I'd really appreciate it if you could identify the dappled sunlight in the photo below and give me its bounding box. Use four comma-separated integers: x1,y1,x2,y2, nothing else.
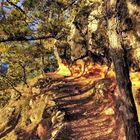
130,71,140,122
1,59,140,139
52,59,140,124
55,59,115,80
130,71,140,89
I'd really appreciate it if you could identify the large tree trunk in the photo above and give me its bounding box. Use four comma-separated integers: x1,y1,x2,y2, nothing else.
107,0,140,139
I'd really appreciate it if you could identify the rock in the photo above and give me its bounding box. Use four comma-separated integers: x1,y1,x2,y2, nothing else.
68,24,87,61
36,119,52,140
37,123,47,139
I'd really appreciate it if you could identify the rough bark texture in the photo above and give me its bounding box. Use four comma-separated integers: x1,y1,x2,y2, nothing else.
107,0,140,139
110,49,140,140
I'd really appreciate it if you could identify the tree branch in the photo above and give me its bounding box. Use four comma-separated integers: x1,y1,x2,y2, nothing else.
6,0,26,15
0,74,22,94
0,35,54,43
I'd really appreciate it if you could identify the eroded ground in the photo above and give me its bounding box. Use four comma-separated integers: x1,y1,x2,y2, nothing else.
0,62,140,140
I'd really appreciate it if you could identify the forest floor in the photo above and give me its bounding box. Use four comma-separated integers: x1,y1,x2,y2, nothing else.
0,63,140,140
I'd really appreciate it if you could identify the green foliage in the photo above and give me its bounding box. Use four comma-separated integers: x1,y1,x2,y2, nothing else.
0,0,85,40
0,42,50,89
0,0,86,90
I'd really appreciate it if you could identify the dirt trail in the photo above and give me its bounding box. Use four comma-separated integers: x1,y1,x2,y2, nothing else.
46,73,125,140
0,64,126,140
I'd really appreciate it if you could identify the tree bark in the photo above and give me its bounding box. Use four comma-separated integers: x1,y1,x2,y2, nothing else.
107,0,140,139
110,49,140,140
